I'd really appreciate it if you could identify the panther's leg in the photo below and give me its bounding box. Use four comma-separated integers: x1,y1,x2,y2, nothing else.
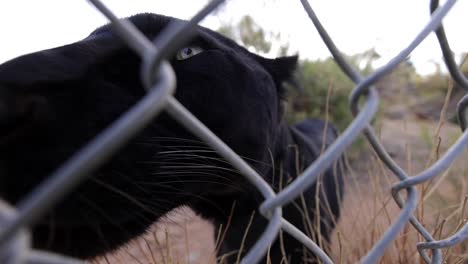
293,118,345,240
289,119,346,261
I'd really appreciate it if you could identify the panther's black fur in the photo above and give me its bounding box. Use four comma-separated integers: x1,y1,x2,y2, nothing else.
0,14,344,263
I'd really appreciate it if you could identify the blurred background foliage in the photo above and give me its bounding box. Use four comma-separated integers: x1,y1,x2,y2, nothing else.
217,15,468,131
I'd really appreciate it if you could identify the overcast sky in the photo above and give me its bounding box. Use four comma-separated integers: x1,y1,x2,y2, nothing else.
0,0,466,75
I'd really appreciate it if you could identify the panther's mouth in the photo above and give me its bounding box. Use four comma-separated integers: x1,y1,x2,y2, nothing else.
36,207,140,229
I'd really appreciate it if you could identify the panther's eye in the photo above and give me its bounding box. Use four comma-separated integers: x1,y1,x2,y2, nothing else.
175,46,204,60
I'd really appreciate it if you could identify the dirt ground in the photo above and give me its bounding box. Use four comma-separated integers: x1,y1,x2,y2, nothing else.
94,117,467,264
95,207,216,264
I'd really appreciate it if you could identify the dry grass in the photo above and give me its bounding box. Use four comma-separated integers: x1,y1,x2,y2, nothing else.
331,147,468,264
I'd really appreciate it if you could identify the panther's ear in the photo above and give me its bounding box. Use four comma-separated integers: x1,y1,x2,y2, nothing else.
0,33,125,86
255,55,298,96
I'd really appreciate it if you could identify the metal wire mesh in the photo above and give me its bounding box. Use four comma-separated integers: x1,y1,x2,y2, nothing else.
0,0,466,263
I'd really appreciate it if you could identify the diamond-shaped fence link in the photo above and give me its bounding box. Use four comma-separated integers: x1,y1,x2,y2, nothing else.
0,0,466,263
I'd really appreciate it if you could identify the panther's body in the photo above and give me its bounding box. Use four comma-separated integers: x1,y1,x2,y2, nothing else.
0,14,344,263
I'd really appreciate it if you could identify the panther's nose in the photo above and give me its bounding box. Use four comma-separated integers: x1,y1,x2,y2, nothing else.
0,93,47,145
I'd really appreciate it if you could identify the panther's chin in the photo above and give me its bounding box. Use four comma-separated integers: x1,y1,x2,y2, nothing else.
32,211,155,259
39,193,156,229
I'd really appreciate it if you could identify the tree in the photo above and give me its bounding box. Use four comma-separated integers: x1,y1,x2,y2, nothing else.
217,15,288,56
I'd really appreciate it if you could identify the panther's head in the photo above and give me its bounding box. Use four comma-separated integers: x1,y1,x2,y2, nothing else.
0,13,297,258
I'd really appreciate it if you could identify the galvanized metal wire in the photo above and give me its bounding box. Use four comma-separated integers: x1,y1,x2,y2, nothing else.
0,0,466,263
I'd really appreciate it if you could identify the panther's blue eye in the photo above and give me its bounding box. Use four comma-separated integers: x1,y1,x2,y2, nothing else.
175,46,204,60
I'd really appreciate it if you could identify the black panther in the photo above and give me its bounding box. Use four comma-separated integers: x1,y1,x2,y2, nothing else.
0,13,344,263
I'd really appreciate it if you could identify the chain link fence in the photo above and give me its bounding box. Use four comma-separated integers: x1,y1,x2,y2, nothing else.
0,0,467,263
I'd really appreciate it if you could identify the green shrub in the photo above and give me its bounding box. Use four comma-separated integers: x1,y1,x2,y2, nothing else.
285,58,355,131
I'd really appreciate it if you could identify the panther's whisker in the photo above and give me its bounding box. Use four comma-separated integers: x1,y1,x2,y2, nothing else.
105,170,153,195
85,216,116,257
140,179,244,193
164,148,211,152
141,139,274,166
153,153,230,166
139,180,243,190
158,164,239,173
89,178,166,214
78,194,149,232
142,136,207,144
112,180,230,215
156,149,273,167
136,143,212,150
154,160,231,168
76,206,123,257
150,170,236,181
150,171,245,191
139,142,275,169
